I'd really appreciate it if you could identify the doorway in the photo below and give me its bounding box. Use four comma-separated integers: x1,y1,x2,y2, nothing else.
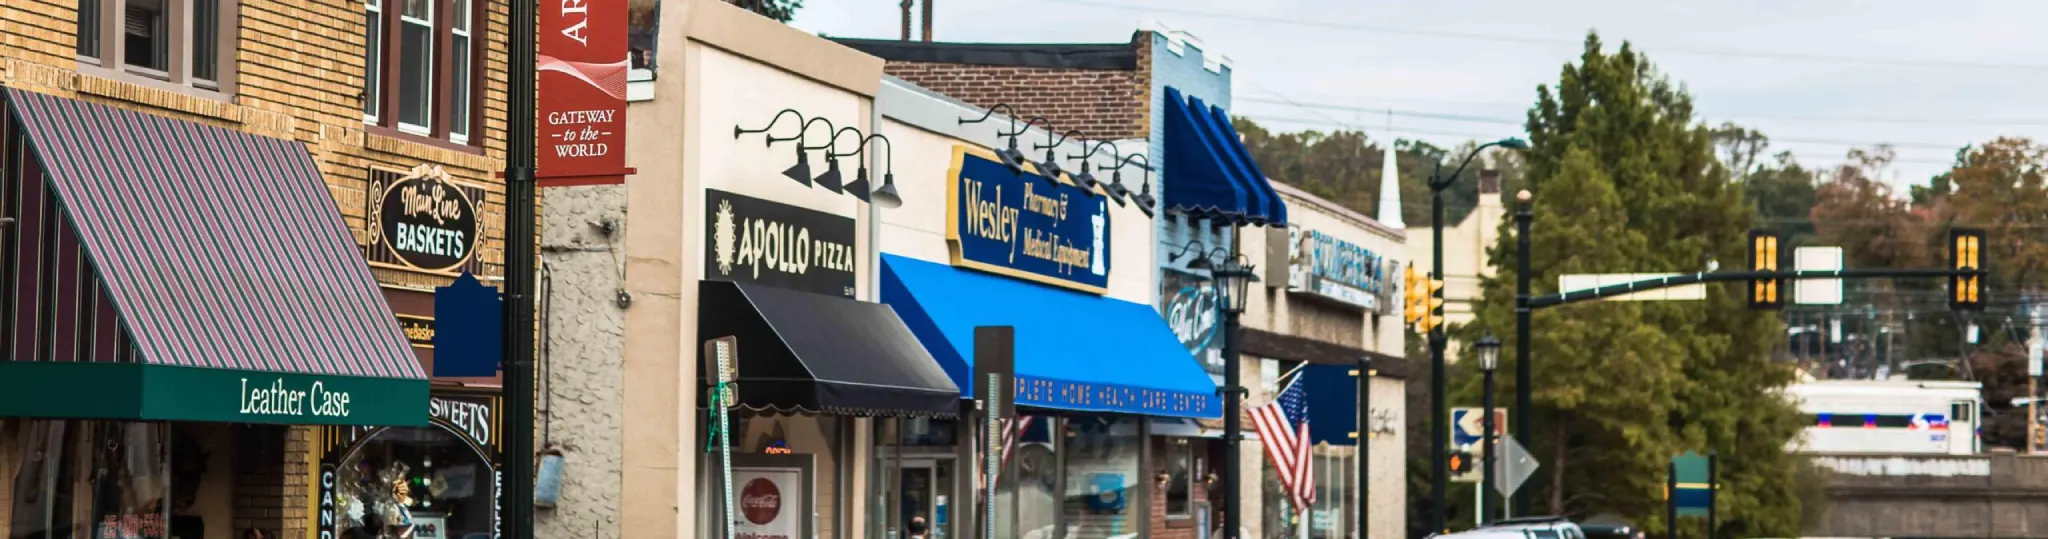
893,458,956,538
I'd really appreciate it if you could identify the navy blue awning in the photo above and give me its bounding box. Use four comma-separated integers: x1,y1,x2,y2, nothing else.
1161,86,1288,226
1300,363,1361,445
881,254,1221,419
1203,100,1287,225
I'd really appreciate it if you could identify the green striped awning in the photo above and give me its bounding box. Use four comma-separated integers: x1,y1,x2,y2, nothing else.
0,88,428,426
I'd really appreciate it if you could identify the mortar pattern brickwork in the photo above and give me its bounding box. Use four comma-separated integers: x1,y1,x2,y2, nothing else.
883,57,1149,141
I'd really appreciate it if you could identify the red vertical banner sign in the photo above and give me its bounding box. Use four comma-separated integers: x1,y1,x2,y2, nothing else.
536,0,634,187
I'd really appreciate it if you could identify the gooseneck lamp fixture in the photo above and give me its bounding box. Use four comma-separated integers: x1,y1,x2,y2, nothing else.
732,109,903,208
1114,154,1157,219
1032,127,1084,182
853,133,904,209
1068,140,1130,203
771,117,837,188
959,104,1031,173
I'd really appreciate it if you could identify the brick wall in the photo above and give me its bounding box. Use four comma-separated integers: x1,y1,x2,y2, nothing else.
881,39,1151,141
233,426,289,536
1,0,516,291
2,0,518,536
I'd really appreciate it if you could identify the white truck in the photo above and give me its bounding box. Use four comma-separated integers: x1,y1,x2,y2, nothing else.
1786,379,1982,455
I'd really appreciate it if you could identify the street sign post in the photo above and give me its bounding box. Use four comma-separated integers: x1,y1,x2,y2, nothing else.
1493,436,1536,497
1450,408,1506,483
1667,451,1717,539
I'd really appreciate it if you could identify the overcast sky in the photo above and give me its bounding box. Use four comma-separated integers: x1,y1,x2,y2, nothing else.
791,0,2048,190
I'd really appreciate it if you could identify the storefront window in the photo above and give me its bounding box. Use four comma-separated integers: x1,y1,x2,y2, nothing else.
1006,416,1057,539
1262,457,1296,539
1309,450,1353,539
4,420,170,539
1062,416,1139,539
1159,438,1193,518
331,426,495,539
708,413,846,539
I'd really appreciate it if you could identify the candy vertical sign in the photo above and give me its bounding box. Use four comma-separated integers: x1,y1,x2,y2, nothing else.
537,0,634,187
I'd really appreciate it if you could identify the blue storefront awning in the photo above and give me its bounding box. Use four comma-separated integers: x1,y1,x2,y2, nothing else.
1161,86,1288,226
881,254,1221,419
1204,101,1288,225
1298,363,1362,445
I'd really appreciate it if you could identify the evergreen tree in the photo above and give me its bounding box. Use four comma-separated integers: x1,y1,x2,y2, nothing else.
1461,33,1812,537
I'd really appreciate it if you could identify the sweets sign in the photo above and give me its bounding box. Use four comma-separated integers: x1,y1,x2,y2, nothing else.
537,0,633,186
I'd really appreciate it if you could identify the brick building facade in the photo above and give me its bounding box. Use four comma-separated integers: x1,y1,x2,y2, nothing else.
0,0,513,534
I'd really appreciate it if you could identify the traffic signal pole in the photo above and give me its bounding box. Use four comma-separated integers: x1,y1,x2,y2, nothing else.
1526,268,1981,308
1430,187,1449,534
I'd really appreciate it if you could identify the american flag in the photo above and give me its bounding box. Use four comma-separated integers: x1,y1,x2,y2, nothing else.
976,415,1036,493
1253,372,1314,511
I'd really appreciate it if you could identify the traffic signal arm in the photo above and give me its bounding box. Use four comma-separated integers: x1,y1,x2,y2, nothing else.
1528,268,1984,309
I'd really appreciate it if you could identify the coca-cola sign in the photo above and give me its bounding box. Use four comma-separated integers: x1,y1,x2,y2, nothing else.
740,478,781,525
728,465,805,539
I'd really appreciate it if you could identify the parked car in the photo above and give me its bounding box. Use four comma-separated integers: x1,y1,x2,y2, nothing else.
1578,523,1643,539
1474,516,1589,539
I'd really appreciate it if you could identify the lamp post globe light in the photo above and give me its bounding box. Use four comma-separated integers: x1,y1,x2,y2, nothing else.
1177,240,1258,538
1474,335,1502,525
1428,137,1527,532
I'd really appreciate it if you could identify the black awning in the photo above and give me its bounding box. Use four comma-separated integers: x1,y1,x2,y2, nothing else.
697,280,959,417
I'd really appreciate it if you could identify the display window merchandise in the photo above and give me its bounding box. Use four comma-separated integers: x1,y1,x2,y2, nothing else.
0,420,299,539
314,392,502,539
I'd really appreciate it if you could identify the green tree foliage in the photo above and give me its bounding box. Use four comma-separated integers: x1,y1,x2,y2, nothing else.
727,0,802,22
1462,33,1810,537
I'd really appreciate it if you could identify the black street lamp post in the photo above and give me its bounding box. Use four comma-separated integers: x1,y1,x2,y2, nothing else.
1512,189,1534,516
1178,240,1258,539
1428,138,1526,532
1475,335,1502,525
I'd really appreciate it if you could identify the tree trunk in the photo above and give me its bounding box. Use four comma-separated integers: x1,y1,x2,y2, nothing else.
1549,416,1567,515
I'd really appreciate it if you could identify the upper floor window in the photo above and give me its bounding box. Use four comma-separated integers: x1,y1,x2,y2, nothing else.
76,0,234,92
365,0,478,146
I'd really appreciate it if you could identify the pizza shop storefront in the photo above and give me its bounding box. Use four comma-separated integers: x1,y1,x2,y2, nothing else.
0,89,431,538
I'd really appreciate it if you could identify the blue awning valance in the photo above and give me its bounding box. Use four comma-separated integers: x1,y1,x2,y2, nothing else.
880,254,1221,419
1162,86,1288,226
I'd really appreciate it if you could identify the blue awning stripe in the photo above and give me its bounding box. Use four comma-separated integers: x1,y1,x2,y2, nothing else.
1161,86,1289,226
1186,94,1269,225
1206,104,1289,224
1161,86,1249,221
880,254,1222,419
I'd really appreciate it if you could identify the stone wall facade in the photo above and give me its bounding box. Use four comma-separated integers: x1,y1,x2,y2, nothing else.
536,184,629,538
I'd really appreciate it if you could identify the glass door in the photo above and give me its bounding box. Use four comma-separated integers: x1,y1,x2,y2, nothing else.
892,458,955,539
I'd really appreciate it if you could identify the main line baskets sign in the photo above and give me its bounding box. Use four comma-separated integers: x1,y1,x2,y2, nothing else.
367,165,487,276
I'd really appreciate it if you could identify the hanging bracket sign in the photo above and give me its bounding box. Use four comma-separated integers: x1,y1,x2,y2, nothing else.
370,165,482,273
536,0,634,186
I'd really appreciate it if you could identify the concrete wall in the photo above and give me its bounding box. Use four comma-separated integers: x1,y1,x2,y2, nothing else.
541,2,887,538
1811,452,2048,538
1237,181,1409,539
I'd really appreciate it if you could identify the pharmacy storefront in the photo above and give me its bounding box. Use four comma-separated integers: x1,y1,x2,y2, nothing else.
874,76,1223,538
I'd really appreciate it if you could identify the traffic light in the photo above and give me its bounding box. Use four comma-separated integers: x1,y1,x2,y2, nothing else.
1448,451,1475,474
1418,274,1445,335
2034,425,2045,450
1950,228,1985,311
1403,264,1425,326
1747,230,1782,310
